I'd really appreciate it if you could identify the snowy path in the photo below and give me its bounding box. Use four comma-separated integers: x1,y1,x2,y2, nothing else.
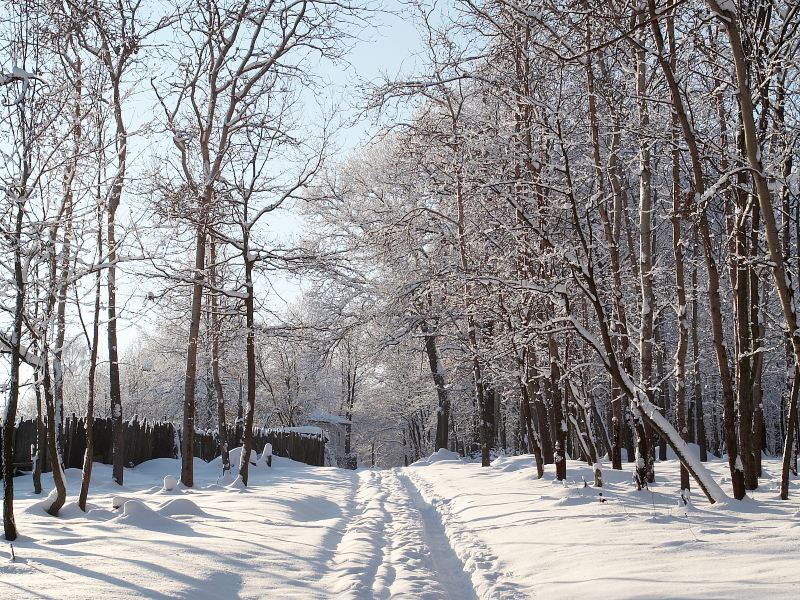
3,458,492,600
323,469,477,599
4,453,800,599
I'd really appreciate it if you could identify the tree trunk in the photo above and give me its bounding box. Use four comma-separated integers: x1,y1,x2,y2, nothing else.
42,360,67,517
108,73,126,487
452,140,489,467
750,211,765,478
654,317,668,463
53,186,74,464
421,321,450,451
589,46,629,473
2,190,26,541
209,240,230,474
648,0,742,498
32,372,43,495
182,219,207,487
239,255,257,486
780,368,799,499
79,203,103,511
341,346,357,469
548,336,566,481
691,230,708,462
635,10,656,489
530,376,553,464
777,65,793,465
667,13,690,491
519,365,544,478
733,135,757,491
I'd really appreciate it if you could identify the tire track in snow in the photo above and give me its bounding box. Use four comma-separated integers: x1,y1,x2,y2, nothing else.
403,470,530,600
378,469,474,599
323,469,479,599
323,470,389,599
393,471,478,600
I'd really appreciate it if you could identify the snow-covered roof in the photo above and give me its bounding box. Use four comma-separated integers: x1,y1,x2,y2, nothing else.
261,426,324,436
307,409,351,426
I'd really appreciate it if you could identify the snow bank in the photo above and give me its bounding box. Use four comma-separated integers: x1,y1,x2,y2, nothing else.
57,501,114,521
64,468,84,484
411,448,462,467
218,470,236,485
225,475,248,491
113,499,178,530
492,455,535,472
25,487,61,516
158,498,209,518
228,446,257,468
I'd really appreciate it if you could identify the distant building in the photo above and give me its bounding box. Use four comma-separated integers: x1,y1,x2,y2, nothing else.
306,409,352,468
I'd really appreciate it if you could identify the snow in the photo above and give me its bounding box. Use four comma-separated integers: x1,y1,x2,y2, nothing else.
410,448,462,466
158,498,210,518
263,425,324,436
228,446,257,468
3,453,799,598
255,444,272,467
307,409,351,425
113,499,178,530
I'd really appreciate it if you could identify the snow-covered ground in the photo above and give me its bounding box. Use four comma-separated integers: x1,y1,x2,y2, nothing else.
2,451,799,599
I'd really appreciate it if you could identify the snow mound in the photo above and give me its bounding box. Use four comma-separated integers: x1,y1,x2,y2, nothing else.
255,444,272,467
412,449,462,467
56,501,114,521
545,485,597,506
493,456,534,472
112,496,134,510
226,475,248,491
26,488,62,516
218,470,236,485
163,475,177,491
228,446,258,469
113,499,176,529
552,492,595,506
64,468,84,484
158,498,209,518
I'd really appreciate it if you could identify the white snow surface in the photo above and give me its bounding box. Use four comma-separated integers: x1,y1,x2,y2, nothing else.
3,453,799,599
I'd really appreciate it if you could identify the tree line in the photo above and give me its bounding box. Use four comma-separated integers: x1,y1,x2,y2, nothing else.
303,0,800,505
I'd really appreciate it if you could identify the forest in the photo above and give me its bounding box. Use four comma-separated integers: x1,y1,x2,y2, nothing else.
1,0,799,582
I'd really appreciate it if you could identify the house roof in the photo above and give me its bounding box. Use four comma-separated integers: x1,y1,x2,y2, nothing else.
307,409,351,426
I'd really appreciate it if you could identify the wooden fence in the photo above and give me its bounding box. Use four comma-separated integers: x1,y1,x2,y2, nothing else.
1,416,326,476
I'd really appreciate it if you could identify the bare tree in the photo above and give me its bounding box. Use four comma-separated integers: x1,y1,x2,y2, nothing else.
153,0,355,486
